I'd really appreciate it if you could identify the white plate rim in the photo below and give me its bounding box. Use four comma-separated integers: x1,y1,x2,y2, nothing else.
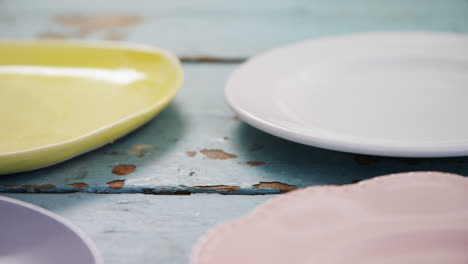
225,31,468,157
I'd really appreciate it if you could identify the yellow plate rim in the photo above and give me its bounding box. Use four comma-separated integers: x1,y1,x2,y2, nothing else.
0,39,184,158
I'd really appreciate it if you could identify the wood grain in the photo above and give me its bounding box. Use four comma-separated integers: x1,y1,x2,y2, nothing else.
2,193,273,264
0,64,467,194
1,0,467,57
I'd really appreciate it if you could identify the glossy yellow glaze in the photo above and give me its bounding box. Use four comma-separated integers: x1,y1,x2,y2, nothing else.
0,41,183,174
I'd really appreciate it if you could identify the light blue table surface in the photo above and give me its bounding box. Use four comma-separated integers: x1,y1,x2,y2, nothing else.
1,0,468,263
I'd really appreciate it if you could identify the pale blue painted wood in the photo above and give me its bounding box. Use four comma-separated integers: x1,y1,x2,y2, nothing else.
0,0,467,194
1,1,468,263
1,0,467,57
0,64,467,194
2,193,273,264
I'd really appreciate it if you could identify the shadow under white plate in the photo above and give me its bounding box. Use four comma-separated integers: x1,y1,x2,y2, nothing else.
226,32,468,157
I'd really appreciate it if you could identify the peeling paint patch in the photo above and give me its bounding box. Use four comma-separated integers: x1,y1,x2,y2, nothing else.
354,155,378,165
186,151,197,157
107,180,125,189
189,172,195,176
195,185,240,192
37,184,55,188
130,144,154,157
247,161,265,166
253,182,297,193
190,56,223,63
112,164,136,175
7,184,37,188
200,149,237,160
54,15,141,35
68,182,88,188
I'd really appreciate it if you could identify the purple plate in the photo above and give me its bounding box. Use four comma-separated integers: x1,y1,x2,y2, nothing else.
0,196,102,264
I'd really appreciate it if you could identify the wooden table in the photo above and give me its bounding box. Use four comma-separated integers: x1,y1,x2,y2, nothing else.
1,0,468,262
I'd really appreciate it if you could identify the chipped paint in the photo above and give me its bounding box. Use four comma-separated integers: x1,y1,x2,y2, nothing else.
354,155,378,165
186,151,197,157
68,182,88,188
195,185,240,192
200,149,237,160
107,180,125,189
112,164,136,175
130,144,154,157
54,15,141,35
247,161,265,166
253,182,297,193
351,179,361,184
0,185,303,195
189,172,195,176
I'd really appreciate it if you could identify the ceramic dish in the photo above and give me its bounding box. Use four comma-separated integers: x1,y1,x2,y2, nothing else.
0,196,103,264
226,32,468,157
192,171,468,264
0,40,183,174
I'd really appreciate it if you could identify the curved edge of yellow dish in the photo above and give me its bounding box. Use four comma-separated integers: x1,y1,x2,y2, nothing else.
0,40,184,175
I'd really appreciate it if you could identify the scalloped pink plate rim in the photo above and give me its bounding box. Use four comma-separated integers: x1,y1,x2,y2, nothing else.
191,171,468,264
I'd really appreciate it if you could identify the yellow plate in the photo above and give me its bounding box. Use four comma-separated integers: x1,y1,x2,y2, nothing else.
0,40,183,174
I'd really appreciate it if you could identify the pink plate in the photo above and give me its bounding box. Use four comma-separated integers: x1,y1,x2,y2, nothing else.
191,172,468,264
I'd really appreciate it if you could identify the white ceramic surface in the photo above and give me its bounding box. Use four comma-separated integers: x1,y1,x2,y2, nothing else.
192,172,468,264
226,32,468,157
0,196,102,264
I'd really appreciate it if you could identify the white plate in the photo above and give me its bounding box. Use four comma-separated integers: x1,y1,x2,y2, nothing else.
226,32,468,157
0,196,103,264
